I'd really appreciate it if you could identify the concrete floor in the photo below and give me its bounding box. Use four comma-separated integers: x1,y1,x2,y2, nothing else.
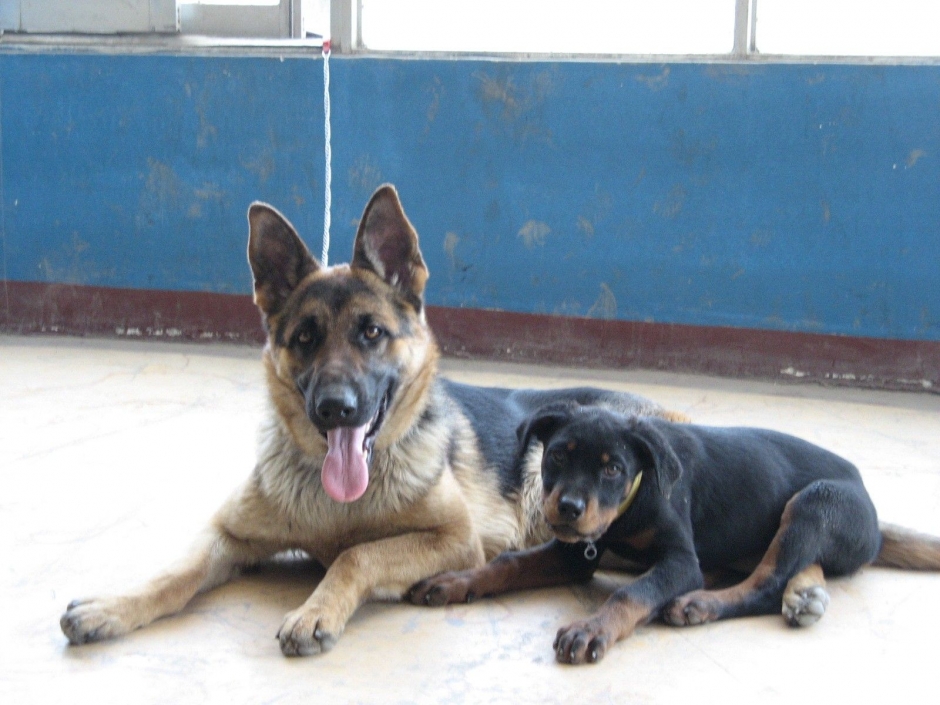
3,334,940,704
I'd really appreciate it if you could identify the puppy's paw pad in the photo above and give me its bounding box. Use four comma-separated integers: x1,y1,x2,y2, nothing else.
782,585,829,627
277,607,342,657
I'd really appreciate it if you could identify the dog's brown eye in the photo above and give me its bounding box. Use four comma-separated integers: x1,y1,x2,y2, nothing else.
549,449,566,465
364,325,384,341
603,464,623,478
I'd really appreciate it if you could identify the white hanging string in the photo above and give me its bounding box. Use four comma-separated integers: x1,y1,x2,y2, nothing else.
321,40,332,266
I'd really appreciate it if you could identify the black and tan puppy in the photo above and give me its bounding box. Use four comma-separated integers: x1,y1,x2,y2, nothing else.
409,404,940,665
59,186,686,656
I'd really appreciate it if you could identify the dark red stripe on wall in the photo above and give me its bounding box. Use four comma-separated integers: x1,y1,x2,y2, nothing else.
2,281,265,344
429,307,939,393
3,281,938,393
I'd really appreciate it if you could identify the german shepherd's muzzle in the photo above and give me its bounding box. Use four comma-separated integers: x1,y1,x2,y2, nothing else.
298,341,397,502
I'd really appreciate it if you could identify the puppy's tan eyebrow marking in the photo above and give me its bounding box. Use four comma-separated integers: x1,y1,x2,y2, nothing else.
567,440,577,451
601,452,610,464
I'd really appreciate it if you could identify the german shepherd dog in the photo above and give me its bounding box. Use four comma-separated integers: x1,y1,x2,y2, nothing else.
60,185,687,656
409,404,940,665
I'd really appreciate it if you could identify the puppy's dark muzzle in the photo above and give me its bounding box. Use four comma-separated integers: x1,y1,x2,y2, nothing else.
557,495,586,522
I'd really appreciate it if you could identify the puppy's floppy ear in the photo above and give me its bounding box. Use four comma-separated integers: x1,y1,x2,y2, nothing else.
352,184,429,311
628,417,683,500
247,203,318,316
516,403,573,455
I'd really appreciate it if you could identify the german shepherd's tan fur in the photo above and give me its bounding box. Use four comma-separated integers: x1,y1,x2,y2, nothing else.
60,185,683,656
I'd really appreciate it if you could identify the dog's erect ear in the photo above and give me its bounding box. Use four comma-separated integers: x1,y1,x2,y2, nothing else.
351,184,429,310
516,404,574,456
247,203,319,317
629,418,683,500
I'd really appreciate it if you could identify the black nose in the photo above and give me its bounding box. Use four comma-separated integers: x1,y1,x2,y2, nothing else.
315,385,358,425
557,496,585,522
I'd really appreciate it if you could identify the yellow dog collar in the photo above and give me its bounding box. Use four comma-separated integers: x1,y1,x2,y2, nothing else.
583,471,643,560
616,471,643,518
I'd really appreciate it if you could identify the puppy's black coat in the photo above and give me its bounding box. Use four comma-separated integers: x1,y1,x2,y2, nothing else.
409,404,940,665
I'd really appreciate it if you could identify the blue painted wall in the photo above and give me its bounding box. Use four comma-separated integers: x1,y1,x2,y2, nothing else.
2,53,938,341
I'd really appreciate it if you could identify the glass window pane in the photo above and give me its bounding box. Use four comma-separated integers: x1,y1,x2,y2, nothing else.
756,0,940,57
361,0,737,55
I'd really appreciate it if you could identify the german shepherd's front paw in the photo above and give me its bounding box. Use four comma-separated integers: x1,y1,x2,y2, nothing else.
277,605,343,657
553,619,612,665
407,570,480,607
60,597,137,645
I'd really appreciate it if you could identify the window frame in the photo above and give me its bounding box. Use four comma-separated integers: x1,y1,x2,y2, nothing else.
0,0,937,64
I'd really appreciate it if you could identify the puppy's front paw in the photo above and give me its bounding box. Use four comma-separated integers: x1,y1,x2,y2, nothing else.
277,605,343,657
553,619,612,665
407,571,480,607
60,597,136,645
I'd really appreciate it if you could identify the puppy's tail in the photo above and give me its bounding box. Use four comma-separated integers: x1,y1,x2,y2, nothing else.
873,523,940,570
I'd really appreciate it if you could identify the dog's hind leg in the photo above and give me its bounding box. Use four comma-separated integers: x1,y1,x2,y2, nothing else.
782,563,830,627
664,479,880,628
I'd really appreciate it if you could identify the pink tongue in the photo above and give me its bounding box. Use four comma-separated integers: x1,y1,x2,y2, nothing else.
322,426,370,502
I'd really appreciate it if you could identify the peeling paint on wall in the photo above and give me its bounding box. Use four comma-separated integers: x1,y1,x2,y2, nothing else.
654,184,686,219
424,75,443,135
473,69,556,144
635,66,670,91
587,283,617,320
240,151,276,185
576,216,594,238
348,155,383,194
443,232,460,268
517,220,551,249
143,159,181,207
37,233,115,285
906,149,926,168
